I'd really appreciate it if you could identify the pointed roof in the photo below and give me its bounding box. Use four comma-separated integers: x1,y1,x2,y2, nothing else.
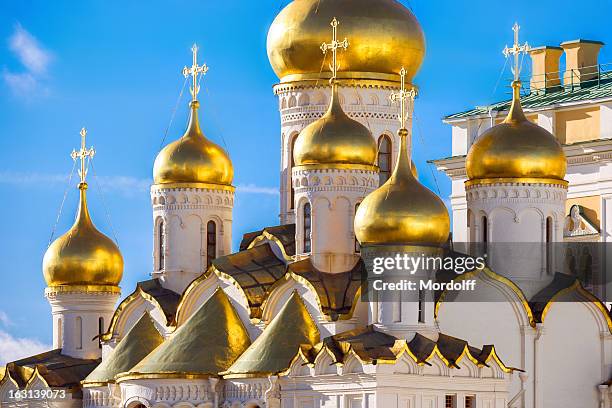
122,288,250,379
83,313,163,385
223,291,320,377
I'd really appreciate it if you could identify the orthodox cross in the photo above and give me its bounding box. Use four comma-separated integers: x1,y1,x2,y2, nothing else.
389,67,416,129
503,23,530,81
182,43,209,101
71,127,95,184
320,18,349,82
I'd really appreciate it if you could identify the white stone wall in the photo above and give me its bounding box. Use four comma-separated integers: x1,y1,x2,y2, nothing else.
465,182,567,298
292,167,377,273
45,289,119,360
275,83,412,225
150,185,234,294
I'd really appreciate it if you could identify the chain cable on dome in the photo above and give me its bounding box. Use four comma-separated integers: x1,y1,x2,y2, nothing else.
413,113,442,196
89,158,120,247
47,159,77,247
159,75,189,151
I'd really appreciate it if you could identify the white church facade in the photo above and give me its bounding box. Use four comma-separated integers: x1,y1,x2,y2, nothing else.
0,1,611,408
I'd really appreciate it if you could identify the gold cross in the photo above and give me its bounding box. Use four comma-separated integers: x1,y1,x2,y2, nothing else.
389,67,416,129
503,22,530,81
320,17,349,82
71,127,95,184
182,43,209,101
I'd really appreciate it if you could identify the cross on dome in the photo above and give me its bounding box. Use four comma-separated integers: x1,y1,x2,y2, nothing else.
70,127,95,185
182,43,209,101
320,17,349,83
503,22,530,82
389,67,416,130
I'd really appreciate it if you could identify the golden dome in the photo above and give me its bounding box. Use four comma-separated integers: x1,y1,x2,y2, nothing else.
293,84,377,168
355,129,450,246
43,183,123,288
267,0,425,84
466,81,567,185
153,100,233,186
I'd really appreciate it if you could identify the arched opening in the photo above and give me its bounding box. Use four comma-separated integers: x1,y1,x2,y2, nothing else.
207,220,217,268
481,215,488,255
75,316,82,350
98,317,104,349
546,216,553,274
417,289,425,323
157,220,165,271
303,202,312,253
354,202,361,253
289,134,298,210
377,135,392,185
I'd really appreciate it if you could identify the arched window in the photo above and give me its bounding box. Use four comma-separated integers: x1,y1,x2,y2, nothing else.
303,202,312,253
354,202,361,253
418,289,425,323
207,221,217,268
377,135,392,184
481,216,488,255
75,317,82,350
158,220,165,271
289,135,298,210
546,216,553,274
57,317,63,348
98,317,104,349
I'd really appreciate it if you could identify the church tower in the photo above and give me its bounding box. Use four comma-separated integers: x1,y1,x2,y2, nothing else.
152,45,234,294
355,69,451,338
290,18,378,273
43,128,123,359
464,25,567,297
267,0,426,226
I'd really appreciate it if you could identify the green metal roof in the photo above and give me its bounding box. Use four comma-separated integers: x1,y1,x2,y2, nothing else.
445,71,612,120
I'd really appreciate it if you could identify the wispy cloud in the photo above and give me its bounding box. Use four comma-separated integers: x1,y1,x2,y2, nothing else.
236,183,279,196
0,311,12,327
3,24,52,98
0,330,49,366
9,24,51,75
0,172,280,197
0,171,150,197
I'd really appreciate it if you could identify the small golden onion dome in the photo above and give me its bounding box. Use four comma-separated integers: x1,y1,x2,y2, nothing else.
293,84,377,168
466,81,566,184
267,0,425,83
153,100,233,186
355,129,450,246
43,183,123,288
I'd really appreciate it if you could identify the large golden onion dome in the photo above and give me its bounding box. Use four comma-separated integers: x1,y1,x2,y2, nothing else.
466,81,566,185
293,84,377,168
153,100,233,186
43,183,123,288
267,0,425,83
355,129,450,245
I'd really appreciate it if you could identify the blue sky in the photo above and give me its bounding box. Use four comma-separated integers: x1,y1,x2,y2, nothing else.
0,0,610,362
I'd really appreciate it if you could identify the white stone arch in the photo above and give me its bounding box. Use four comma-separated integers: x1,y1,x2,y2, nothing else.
367,93,379,106
455,357,478,378
392,352,419,374
288,353,312,377
516,206,545,225
314,349,338,375
421,354,449,377
288,95,297,108
343,353,364,374
173,402,196,408
174,272,257,339
297,93,310,106
260,277,322,331
280,97,287,110
103,291,170,346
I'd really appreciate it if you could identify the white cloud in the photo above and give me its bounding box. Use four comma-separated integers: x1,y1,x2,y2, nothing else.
236,183,279,196
8,24,51,75
0,330,49,366
2,71,37,95
0,171,150,198
0,172,280,197
0,311,12,327
4,24,52,98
